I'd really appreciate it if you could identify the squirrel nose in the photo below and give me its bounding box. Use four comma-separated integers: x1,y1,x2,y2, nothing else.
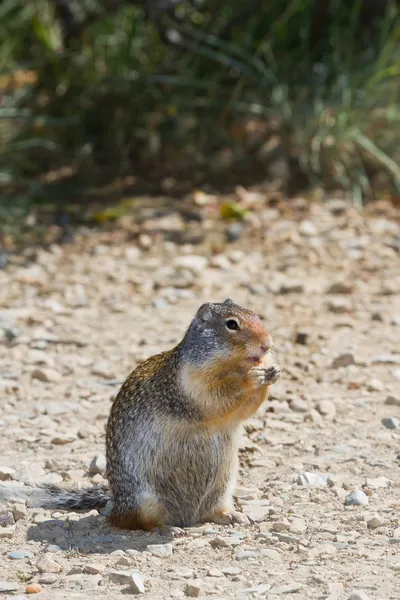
260,336,272,353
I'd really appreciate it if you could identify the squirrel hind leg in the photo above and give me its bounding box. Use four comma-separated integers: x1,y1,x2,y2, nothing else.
109,497,166,531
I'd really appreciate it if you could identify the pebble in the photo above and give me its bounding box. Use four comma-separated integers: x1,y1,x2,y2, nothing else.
31,368,60,382
25,584,43,594
327,297,352,313
270,582,304,595
89,453,107,475
331,353,355,368
365,476,392,489
296,472,328,487
13,503,27,521
382,417,399,429
0,466,15,480
38,574,58,584
289,399,309,413
9,550,34,559
385,395,400,406
84,563,106,575
36,556,62,573
367,515,385,529
130,571,146,594
345,490,369,506
207,567,224,577
238,583,271,595
146,543,173,558
347,591,371,600
367,378,384,392
0,508,15,527
109,570,132,585
209,536,242,548
235,550,258,561
0,582,19,592
0,526,16,538
316,399,336,418
289,518,307,535
185,580,203,597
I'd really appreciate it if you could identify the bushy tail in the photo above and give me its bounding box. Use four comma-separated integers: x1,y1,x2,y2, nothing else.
0,482,110,511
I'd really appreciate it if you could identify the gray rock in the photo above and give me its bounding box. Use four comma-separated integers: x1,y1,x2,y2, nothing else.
185,580,203,597
331,353,355,368
382,417,399,429
0,508,15,527
89,453,107,475
385,395,400,406
270,583,304,594
289,399,309,413
296,472,328,487
130,571,146,594
235,550,258,561
108,570,132,585
209,536,242,548
146,543,173,558
365,476,392,489
8,550,34,560
238,583,271,595
0,582,19,592
344,490,369,506
367,378,384,392
347,591,371,600
36,556,62,573
0,466,15,481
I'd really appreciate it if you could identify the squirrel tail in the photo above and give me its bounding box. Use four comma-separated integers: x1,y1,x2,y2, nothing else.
0,482,110,511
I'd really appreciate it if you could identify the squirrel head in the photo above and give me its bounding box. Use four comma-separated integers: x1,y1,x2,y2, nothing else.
183,299,272,368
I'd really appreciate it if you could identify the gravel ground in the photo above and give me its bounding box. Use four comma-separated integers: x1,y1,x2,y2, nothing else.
0,195,399,600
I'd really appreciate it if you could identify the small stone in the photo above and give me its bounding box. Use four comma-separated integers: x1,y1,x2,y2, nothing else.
242,500,270,523
31,368,60,382
146,543,173,558
331,353,355,368
221,566,241,576
289,518,307,535
169,568,195,579
345,490,369,506
173,255,208,274
270,582,304,595
9,550,34,559
289,398,309,413
36,556,62,573
91,362,116,379
209,536,242,548
13,503,27,521
109,570,132,585
235,550,258,561
299,220,318,236
0,466,15,481
51,434,75,445
385,395,400,406
327,282,354,294
185,580,203,597
207,567,224,577
390,564,400,572
367,378,384,392
382,417,399,429
38,574,57,584
367,515,385,529
39,472,63,485
89,454,107,475
327,297,352,313
365,476,392,489
347,591,371,600
25,584,43,594
0,525,16,538
272,519,289,532
316,399,336,418
296,472,328,487
84,564,106,575
279,280,304,294
0,582,19,593
130,571,145,594
295,332,309,345
238,583,271,595
0,508,15,527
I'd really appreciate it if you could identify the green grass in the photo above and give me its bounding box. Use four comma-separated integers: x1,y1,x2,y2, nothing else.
0,0,399,211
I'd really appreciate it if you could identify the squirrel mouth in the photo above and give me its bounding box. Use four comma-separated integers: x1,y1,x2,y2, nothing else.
247,356,263,365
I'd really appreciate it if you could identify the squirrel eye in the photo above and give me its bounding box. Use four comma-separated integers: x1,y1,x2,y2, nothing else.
225,318,240,331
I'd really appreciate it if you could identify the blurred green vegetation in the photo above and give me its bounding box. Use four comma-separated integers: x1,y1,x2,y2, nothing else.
0,0,400,213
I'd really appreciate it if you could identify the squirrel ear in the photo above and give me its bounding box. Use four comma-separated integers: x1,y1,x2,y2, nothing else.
223,298,234,305
197,303,213,322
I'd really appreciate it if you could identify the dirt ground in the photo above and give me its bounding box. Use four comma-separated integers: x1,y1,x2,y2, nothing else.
0,194,399,600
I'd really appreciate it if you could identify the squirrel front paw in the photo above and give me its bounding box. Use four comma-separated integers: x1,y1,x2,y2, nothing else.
249,364,281,387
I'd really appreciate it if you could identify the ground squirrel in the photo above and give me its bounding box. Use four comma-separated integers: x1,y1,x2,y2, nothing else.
0,299,281,531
